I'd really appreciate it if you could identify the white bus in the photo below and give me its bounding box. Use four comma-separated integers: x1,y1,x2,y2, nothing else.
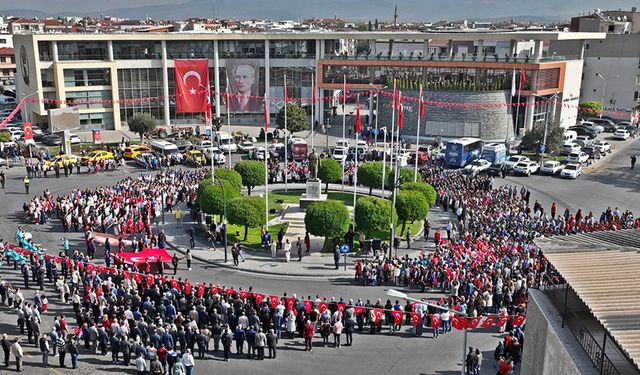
151,140,182,162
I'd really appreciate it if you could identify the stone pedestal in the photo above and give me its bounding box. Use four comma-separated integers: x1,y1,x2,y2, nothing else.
299,179,327,210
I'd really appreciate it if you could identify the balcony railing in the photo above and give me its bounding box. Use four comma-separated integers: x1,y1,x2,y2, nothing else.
324,52,580,63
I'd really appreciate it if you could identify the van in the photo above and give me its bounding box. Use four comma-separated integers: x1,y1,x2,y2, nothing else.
563,130,577,143
150,140,182,162
480,143,508,164
214,132,237,153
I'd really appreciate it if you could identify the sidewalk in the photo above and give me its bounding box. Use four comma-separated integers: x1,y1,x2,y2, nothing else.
159,196,454,278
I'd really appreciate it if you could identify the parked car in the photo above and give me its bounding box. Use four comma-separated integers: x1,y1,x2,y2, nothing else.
587,118,617,132
613,129,630,140
486,162,504,177
134,152,158,168
171,139,193,153
204,146,226,166
44,154,79,170
560,163,582,179
238,140,256,153
573,136,593,148
503,155,530,170
42,134,63,146
69,133,81,144
577,121,604,133
123,145,152,159
566,151,589,164
253,146,269,160
561,143,581,156
581,146,600,160
81,150,114,165
540,160,564,175
513,161,540,176
409,151,428,165
184,150,205,166
332,147,348,163
463,159,492,175
616,122,636,134
591,140,611,153
568,126,598,139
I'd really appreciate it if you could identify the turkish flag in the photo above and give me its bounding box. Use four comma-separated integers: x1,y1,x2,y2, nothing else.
146,274,154,286
86,264,95,273
239,291,250,300
451,316,468,330
121,270,131,280
466,317,482,329
225,288,236,296
197,284,205,298
419,86,425,119
98,266,107,274
210,286,222,295
174,59,209,113
512,315,526,327
337,303,346,314
392,311,403,325
318,302,329,314
170,279,179,290
480,316,496,329
269,295,279,309
429,314,440,328
23,122,33,141
285,298,295,311
371,308,383,324
184,281,192,295
303,300,313,314
354,306,366,316
393,80,399,110
496,317,509,327
133,273,143,283
263,97,269,130
254,293,265,305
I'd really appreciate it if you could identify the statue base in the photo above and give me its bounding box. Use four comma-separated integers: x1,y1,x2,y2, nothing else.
300,179,327,210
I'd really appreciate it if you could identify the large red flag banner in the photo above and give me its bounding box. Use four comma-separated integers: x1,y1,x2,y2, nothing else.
174,59,209,113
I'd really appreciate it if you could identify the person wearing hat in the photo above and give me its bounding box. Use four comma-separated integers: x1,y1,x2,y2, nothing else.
10,337,23,372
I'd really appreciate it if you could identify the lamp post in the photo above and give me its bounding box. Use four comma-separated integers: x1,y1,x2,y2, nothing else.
595,73,619,118
389,176,402,259
211,175,229,263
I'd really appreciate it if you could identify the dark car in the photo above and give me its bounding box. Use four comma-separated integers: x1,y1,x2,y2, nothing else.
487,162,504,176
581,146,600,159
42,134,63,146
568,126,598,139
587,118,617,132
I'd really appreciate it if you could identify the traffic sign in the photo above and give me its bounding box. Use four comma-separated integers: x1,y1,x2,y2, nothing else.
340,244,350,253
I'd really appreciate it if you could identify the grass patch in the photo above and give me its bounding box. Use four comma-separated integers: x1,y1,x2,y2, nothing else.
227,222,289,249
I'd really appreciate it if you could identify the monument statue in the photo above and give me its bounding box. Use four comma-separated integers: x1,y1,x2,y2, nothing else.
308,148,319,180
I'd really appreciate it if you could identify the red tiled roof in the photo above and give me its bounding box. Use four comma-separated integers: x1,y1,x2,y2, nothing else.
43,19,64,27
8,18,40,24
0,47,15,56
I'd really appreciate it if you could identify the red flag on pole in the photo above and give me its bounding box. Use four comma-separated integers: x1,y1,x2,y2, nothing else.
520,66,527,86
355,97,361,133
263,96,269,130
393,80,399,110
224,76,230,109
343,77,348,100
174,59,209,113
398,96,404,130
419,85,425,119
312,79,316,104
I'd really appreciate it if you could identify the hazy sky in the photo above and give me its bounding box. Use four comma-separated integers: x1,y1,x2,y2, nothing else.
3,0,639,19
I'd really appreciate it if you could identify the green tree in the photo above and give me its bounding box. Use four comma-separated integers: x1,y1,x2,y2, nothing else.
234,160,266,195
196,179,240,216
355,196,396,238
276,103,308,133
0,132,11,143
304,201,350,246
401,182,437,205
521,122,565,154
127,112,156,142
227,196,265,241
357,162,387,195
395,190,429,236
210,168,243,191
578,101,602,119
318,158,343,193
386,167,415,189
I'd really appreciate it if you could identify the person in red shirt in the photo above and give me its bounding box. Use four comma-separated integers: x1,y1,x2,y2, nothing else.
303,321,314,352
434,230,441,246
157,344,168,373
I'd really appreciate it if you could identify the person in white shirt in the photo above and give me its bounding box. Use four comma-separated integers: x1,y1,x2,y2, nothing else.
440,311,451,333
181,349,195,374
135,352,147,375
283,239,291,262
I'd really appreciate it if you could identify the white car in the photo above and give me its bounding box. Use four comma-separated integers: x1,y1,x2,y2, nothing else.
332,147,348,163
513,161,540,176
69,133,81,144
503,155,530,170
335,140,350,149
591,140,611,153
238,140,256,153
7,129,23,141
613,129,630,140
195,140,213,152
253,146,269,160
540,160,564,175
561,143,581,156
566,152,589,164
463,159,492,174
560,163,582,179
204,146,226,165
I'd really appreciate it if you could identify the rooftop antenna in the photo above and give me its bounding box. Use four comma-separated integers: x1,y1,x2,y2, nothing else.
212,0,215,20
393,4,398,27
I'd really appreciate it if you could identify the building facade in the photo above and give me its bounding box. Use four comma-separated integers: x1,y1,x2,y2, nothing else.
14,31,602,139
551,8,640,119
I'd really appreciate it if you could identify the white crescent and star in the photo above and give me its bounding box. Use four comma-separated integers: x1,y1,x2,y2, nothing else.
183,70,202,96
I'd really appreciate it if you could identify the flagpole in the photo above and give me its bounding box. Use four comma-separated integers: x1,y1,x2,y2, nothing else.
226,75,232,169
284,74,288,192
353,94,359,229
515,68,523,135
210,86,215,181
391,91,402,259
389,79,396,194
311,73,315,151
414,84,422,182
341,74,347,192
264,93,269,232
381,125,386,193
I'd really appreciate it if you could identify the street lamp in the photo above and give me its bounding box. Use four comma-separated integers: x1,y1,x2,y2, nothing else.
211,175,229,263
389,176,402,259
595,73,619,118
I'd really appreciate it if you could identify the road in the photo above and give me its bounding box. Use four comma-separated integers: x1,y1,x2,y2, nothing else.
0,136,638,374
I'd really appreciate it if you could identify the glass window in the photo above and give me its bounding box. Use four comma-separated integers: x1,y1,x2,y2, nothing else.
63,68,110,87
38,41,53,61
166,41,214,59
58,41,107,60
118,68,166,122
79,112,114,129
112,41,162,59
220,41,265,58
269,40,315,59
40,69,54,87
87,69,110,86
66,90,113,109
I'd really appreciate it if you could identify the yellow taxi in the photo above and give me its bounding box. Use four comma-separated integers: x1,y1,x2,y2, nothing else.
184,150,204,165
123,145,152,159
44,154,79,170
81,150,114,165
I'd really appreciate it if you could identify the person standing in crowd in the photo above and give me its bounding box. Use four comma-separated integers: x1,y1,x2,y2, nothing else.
221,325,232,362
185,249,192,270
175,207,183,229
270,240,277,261
303,320,314,352
10,338,23,372
1,333,9,368
136,352,147,375
39,334,50,367
181,349,194,375
283,238,291,262
296,237,303,261
255,328,266,360
267,329,278,359
57,334,67,368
